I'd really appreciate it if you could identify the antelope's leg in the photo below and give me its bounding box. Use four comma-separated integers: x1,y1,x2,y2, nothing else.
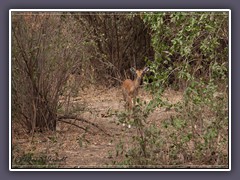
132,89,139,107
122,89,128,109
123,96,131,110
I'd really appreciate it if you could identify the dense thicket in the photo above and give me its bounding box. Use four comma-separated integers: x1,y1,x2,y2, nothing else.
143,12,228,90
115,12,229,167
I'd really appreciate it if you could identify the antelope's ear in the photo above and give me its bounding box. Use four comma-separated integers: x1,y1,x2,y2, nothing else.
130,67,136,74
143,67,149,73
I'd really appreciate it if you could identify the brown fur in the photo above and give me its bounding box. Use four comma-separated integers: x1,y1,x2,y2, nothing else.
122,68,148,110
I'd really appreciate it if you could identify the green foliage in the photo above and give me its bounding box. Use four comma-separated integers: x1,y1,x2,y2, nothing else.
113,12,228,168
143,12,228,90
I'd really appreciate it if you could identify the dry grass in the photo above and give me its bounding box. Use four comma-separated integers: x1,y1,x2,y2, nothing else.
12,86,185,168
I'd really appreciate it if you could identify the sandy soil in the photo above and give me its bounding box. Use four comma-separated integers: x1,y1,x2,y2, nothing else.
12,86,183,168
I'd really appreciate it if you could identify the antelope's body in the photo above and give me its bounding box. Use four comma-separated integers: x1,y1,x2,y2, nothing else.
122,67,149,110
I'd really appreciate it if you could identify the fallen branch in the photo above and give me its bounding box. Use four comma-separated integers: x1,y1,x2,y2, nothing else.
57,119,90,133
58,115,111,137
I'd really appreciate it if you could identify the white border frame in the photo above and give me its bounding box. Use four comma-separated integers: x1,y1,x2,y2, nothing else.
9,9,231,172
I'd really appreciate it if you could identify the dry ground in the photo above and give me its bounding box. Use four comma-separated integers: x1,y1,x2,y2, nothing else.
12,86,183,168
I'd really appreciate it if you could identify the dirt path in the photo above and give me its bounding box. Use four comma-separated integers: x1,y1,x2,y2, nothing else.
12,87,183,168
